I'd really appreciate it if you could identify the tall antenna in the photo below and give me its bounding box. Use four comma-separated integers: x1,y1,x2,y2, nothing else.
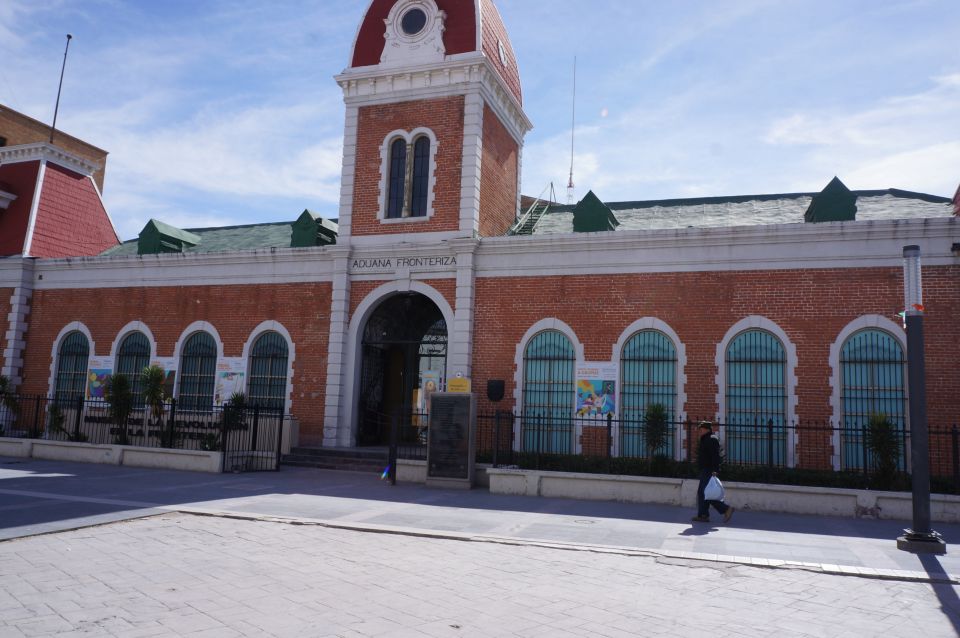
567,56,577,205
49,34,73,144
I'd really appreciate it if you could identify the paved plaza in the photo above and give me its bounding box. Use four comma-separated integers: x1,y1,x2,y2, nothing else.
1,458,959,636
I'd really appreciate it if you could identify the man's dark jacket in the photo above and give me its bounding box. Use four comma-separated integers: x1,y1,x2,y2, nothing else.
697,432,723,473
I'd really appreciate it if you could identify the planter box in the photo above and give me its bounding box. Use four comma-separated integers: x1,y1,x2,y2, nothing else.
0,438,32,457
486,467,960,523
31,440,120,465
0,436,223,473
122,447,222,473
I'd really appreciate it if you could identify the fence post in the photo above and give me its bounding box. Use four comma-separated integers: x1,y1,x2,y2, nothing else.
952,425,959,493
220,405,229,473
167,399,177,449
250,405,260,453
388,412,398,486
767,419,774,468
607,412,613,474
73,396,83,441
861,424,870,489
274,411,284,471
493,410,501,468
32,396,42,438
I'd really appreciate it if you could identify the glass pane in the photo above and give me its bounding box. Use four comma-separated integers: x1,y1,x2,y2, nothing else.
55,331,90,405
248,331,289,411
411,137,430,217
178,332,217,411
387,139,407,219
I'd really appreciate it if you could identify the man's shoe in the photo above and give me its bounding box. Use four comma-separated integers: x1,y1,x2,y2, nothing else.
691,515,710,522
723,507,735,523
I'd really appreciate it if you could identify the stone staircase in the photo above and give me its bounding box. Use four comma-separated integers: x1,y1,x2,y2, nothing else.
281,446,389,473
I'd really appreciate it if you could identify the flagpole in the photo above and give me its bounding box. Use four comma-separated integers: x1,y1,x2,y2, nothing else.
49,34,73,144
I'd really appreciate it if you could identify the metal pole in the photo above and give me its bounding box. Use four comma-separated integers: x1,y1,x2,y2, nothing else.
50,35,73,143
388,412,398,486
492,410,501,468
897,245,944,553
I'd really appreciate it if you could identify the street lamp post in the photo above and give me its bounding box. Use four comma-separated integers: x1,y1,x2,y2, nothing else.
897,245,945,553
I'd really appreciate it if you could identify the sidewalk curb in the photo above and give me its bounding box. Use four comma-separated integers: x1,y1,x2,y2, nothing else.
176,507,959,586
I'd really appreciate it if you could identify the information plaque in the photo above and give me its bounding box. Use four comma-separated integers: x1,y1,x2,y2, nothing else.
426,392,476,489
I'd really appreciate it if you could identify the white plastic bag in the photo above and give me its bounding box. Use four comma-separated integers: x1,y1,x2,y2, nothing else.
704,476,725,502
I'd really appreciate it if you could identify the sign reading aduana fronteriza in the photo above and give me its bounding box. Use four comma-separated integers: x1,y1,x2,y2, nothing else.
351,255,457,271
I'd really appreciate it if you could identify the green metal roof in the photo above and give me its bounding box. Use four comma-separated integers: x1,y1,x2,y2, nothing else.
102,220,302,257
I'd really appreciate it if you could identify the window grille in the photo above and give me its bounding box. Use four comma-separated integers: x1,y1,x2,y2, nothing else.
116,331,150,407
620,330,677,457
247,331,289,411
522,330,575,453
54,331,90,405
387,138,407,219
410,136,430,217
178,332,217,411
840,329,907,470
725,329,787,465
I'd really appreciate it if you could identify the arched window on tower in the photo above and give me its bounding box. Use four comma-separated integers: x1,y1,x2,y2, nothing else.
386,138,407,219
410,136,430,217
178,332,217,411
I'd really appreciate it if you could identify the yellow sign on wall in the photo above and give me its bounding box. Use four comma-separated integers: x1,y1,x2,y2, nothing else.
447,377,471,393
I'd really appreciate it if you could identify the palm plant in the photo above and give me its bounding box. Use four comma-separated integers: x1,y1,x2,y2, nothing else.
105,373,134,445
140,365,167,426
0,375,18,435
865,413,902,490
644,402,670,466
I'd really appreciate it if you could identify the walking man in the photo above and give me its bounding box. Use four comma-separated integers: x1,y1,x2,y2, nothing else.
692,421,734,523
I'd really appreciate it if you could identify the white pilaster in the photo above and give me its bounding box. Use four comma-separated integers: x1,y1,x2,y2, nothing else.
337,106,360,240
459,91,485,236
323,246,353,448
448,238,479,379
2,259,34,388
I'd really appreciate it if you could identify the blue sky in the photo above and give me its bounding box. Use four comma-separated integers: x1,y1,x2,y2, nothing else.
2,0,958,240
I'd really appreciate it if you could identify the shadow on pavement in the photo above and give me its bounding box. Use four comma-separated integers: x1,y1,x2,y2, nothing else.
919,555,960,629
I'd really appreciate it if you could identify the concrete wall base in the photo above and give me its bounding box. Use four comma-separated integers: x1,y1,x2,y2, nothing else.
0,437,222,473
486,468,960,523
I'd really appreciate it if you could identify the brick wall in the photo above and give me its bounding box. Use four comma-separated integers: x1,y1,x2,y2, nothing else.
0,106,108,192
349,279,457,320
478,104,519,237
20,283,333,445
351,96,465,236
472,266,960,470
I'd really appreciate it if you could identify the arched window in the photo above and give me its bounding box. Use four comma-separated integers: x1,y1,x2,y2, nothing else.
840,329,906,470
522,330,575,453
116,331,150,407
410,136,430,217
725,329,786,465
178,332,217,411
386,138,407,219
247,331,289,412
54,331,90,405
621,330,677,458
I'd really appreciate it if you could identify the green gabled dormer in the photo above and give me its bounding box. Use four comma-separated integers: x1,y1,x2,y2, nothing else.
137,219,202,255
804,176,857,223
572,190,620,232
290,209,338,247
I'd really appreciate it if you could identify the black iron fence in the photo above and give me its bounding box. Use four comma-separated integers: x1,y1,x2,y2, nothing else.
0,394,285,473
386,408,960,492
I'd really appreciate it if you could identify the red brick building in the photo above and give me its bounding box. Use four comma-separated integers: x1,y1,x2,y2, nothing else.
1,0,958,474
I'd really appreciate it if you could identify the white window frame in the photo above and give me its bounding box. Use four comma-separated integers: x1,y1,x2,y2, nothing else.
377,127,438,224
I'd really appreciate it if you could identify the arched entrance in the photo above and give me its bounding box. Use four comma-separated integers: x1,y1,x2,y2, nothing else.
357,293,447,446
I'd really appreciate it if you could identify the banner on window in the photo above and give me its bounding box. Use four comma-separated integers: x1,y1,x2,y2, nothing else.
575,362,617,417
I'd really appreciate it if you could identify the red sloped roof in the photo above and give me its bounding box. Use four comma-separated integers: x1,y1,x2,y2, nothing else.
0,161,40,256
28,163,119,258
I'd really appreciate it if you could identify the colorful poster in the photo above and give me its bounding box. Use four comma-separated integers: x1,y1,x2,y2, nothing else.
87,369,111,399
575,363,617,417
420,370,441,414
215,358,246,404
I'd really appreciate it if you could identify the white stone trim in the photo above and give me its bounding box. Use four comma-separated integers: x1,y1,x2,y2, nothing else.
460,91,484,236
2,260,34,387
170,322,224,402
47,322,94,399
448,238,478,379
21,159,46,257
339,280,455,447
241,320,296,416
323,247,352,447
336,105,359,239
380,0,446,68
88,175,122,245
377,127,439,223
715,316,799,467
828,315,908,471
611,318,688,460
107,321,158,361
474,0,483,51
475,217,958,278
512,318,584,453
0,142,100,177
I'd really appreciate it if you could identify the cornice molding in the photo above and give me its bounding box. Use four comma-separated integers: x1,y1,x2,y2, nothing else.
0,142,100,177
336,55,532,143
0,188,16,210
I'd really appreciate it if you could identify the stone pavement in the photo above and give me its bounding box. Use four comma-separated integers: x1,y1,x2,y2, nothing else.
1,457,959,635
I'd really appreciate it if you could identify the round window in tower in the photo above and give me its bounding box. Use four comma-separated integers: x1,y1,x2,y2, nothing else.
401,8,427,36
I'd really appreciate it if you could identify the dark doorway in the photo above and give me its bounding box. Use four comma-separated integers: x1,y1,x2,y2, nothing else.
358,293,447,446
